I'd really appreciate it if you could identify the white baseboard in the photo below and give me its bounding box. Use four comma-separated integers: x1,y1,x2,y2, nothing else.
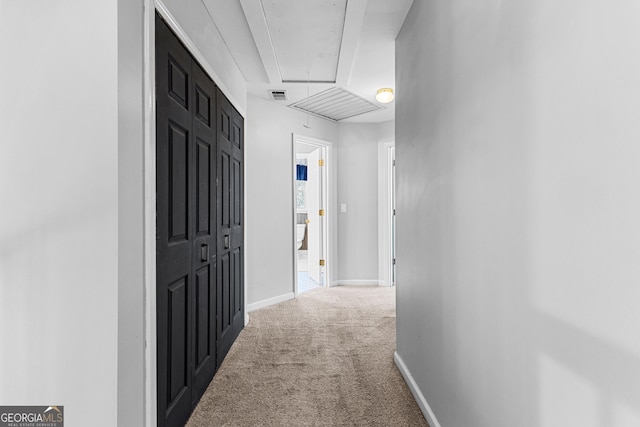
247,292,295,312
333,280,381,286
394,352,442,427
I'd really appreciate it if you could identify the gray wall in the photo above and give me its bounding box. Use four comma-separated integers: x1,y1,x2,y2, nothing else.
0,2,120,425
396,0,640,426
245,100,397,300
336,121,394,284
118,0,144,425
246,95,338,304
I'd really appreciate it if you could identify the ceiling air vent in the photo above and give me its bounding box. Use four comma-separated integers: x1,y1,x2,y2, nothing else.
268,90,288,101
288,87,384,121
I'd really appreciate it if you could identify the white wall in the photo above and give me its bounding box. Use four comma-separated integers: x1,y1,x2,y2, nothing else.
395,1,640,426
0,2,119,426
245,96,337,304
336,121,394,284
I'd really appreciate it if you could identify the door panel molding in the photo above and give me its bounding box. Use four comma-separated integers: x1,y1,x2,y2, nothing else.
155,13,243,427
154,0,247,117
145,4,247,425
216,89,245,364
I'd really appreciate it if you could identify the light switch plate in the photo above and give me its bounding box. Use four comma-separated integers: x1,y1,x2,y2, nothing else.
340,203,347,213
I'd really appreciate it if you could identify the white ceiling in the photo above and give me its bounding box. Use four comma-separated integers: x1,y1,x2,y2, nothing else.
202,0,414,123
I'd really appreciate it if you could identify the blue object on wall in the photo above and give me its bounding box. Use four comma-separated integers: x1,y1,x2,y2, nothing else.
296,164,308,181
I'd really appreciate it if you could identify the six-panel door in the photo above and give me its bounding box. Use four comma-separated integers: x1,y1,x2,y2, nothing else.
156,13,244,427
216,92,245,360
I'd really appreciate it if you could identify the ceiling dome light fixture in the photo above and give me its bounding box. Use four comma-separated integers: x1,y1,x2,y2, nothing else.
376,88,394,103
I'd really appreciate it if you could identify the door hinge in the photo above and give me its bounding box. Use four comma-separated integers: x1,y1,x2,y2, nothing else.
318,159,325,167
393,258,396,265
319,209,325,216
319,259,326,266
393,209,396,216
393,159,396,167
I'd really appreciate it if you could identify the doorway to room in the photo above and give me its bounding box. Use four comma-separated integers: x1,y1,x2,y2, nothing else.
293,135,331,295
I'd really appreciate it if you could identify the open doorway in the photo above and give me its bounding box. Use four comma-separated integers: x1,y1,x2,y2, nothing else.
293,135,331,295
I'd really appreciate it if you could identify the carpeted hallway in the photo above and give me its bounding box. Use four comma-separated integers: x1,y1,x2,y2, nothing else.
187,286,428,426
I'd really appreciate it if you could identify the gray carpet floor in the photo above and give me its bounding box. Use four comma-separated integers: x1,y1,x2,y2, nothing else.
187,286,429,427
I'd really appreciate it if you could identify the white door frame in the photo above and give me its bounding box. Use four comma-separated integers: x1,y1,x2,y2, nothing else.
292,134,334,295
143,2,157,425
378,141,395,287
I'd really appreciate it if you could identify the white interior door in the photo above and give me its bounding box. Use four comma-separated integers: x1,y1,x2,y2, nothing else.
391,147,396,286
306,148,321,284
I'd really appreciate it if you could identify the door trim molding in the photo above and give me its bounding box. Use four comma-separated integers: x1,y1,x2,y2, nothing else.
292,134,335,296
143,1,157,425
378,141,395,287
